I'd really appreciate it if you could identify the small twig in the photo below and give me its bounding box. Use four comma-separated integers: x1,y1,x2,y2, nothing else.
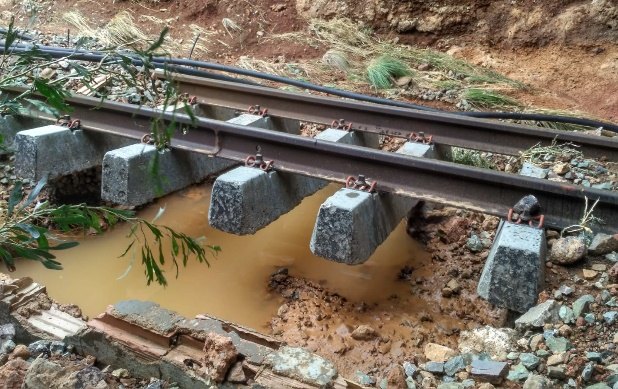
188,33,200,60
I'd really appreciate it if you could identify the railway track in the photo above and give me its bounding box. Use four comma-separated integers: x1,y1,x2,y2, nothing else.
10,78,618,233
170,73,618,160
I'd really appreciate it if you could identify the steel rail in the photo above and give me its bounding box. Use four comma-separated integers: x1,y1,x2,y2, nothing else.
170,72,618,160
17,92,618,233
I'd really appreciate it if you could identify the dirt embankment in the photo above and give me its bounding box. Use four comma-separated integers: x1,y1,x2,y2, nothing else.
296,0,618,48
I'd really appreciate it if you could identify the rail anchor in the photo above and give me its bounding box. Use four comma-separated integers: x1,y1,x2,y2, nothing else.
331,118,353,131
248,105,268,117
408,131,433,145
508,194,545,228
56,115,81,130
245,148,274,171
345,174,377,193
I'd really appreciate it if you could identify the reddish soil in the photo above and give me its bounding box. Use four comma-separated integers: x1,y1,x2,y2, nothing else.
2,0,616,121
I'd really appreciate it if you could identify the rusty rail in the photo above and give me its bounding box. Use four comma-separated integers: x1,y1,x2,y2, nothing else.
170,72,618,160
17,92,618,233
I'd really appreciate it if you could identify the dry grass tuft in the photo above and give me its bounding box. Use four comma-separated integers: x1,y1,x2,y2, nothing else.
222,18,241,37
519,138,582,166
462,88,521,109
271,17,524,102
63,11,215,56
322,49,350,73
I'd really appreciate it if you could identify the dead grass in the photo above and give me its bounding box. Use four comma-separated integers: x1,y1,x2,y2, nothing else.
519,108,598,132
272,18,524,107
63,11,214,55
462,88,521,109
519,138,583,166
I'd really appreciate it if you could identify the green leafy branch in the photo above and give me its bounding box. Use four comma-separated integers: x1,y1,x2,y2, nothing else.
1,18,214,285
1,176,219,286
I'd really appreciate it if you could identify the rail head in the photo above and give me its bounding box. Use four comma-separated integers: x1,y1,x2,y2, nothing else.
169,72,618,160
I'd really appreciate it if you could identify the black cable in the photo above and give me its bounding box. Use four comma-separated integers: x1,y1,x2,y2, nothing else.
0,28,34,41
3,43,618,132
463,112,612,130
3,43,439,112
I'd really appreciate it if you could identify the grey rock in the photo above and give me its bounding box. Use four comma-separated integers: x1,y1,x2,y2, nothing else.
0,324,15,339
524,374,550,389
467,234,484,252
457,326,516,361
438,384,464,389
545,336,572,353
406,376,416,389
507,352,520,360
535,349,550,358
601,290,613,303
444,356,466,376
470,360,508,384
586,384,611,389
112,368,129,378
507,363,530,381
550,236,587,264
425,361,445,374
607,297,618,307
587,352,603,362
520,353,541,370
145,379,164,389
50,341,66,355
593,182,613,190
585,313,596,324
478,221,546,313
547,366,566,379
559,306,576,324
559,285,574,296
606,252,618,262
28,340,51,357
0,339,15,354
573,295,595,317
403,361,418,378
582,362,595,382
265,346,337,387
590,234,618,255
516,300,559,329
608,364,618,373
604,311,618,324
461,379,475,388
520,163,549,179
23,359,106,388
355,371,375,386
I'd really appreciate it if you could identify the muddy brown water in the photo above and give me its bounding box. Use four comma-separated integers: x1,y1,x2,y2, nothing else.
10,184,430,331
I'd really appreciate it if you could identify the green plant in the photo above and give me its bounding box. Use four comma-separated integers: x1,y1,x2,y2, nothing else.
1,175,219,286
451,148,494,169
367,55,411,89
461,88,521,109
0,19,216,286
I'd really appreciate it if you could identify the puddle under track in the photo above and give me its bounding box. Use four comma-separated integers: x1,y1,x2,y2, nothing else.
10,183,432,331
